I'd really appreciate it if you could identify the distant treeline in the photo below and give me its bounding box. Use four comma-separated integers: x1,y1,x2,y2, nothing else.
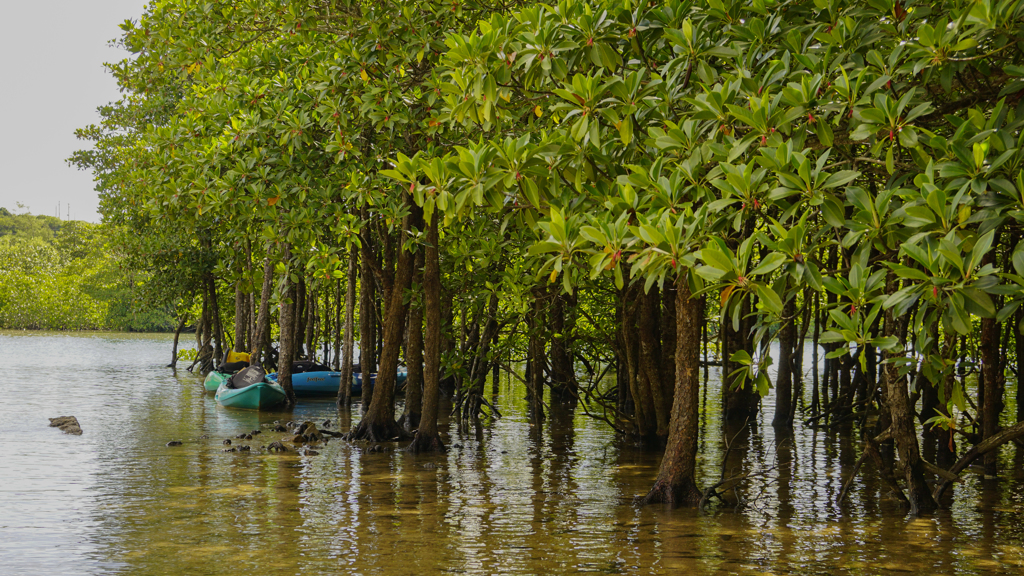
0,207,175,331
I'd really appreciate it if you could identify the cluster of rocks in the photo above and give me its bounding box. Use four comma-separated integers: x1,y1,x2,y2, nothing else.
49,416,82,435
164,419,344,455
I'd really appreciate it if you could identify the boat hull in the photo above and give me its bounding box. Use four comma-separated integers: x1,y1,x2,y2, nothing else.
203,371,229,393
265,369,406,397
215,381,286,410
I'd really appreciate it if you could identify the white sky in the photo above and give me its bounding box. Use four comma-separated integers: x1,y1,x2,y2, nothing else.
0,1,149,223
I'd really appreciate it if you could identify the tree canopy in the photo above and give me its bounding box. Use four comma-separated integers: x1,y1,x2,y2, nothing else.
74,0,1024,512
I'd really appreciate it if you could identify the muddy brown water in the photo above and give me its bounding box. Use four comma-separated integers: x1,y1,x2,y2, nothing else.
3,331,1024,575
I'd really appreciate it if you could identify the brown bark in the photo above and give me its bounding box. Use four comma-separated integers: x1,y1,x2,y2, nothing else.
350,200,421,441
168,314,187,369
980,246,1002,476
410,211,446,453
233,284,247,352
550,291,577,406
621,285,653,435
359,205,377,393
882,271,936,514
400,250,425,430
661,283,677,411
304,285,316,361
639,287,670,438
250,246,275,367
773,296,796,428
206,273,224,364
1017,308,1024,423
641,274,703,506
294,277,307,358
527,286,547,423
338,246,357,407
278,247,297,406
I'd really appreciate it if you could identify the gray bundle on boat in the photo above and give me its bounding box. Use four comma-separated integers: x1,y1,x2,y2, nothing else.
227,366,266,389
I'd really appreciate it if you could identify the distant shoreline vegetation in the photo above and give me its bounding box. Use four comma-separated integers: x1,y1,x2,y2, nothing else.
0,207,175,332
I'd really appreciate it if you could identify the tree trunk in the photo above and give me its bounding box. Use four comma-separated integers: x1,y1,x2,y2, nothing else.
1017,308,1024,423
773,296,796,428
410,211,446,453
882,271,936,513
660,282,677,411
639,286,670,438
359,205,377,399
350,199,421,441
980,313,1001,477
400,250,425,430
206,273,224,365
527,286,546,423
305,285,316,361
168,314,187,369
250,246,275,367
641,274,703,506
333,278,342,370
549,291,577,406
338,246,358,408
277,244,297,405
233,284,247,352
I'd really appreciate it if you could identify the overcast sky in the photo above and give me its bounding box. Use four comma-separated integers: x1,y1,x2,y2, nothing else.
0,1,149,222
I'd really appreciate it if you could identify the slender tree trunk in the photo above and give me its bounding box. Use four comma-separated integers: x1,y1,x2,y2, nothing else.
333,278,342,370
400,250,425,430
233,284,246,352
773,296,796,428
981,309,1001,477
638,287,669,438
359,205,377,397
250,246,275,366
527,286,546,423
410,211,446,453
278,244,297,405
338,246,357,407
641,274,703,506
882,271,936,513
812,292,821,414
207,273,224,365
169,314,187,369
305,285,316,361
351,199,421,441
661,282,677,410
1017,307,1024,423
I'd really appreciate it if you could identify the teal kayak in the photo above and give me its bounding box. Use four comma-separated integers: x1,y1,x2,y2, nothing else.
215,381,286,410
203,371,229,393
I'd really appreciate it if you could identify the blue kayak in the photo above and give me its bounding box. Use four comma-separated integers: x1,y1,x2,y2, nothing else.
266,371,343,397
267,368,407,397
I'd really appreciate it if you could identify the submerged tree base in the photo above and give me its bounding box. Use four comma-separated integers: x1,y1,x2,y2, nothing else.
407,431,446,453
346,419,410,443
639,477,702,507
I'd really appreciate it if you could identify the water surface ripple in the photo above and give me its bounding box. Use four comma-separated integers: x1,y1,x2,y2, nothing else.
2,331,1023,574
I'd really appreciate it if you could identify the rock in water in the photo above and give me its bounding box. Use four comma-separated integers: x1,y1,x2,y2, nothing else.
295,421,323,443
49,416,82,435
166,441,183,447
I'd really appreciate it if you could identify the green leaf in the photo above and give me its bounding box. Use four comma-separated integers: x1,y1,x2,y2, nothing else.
755,282,783,313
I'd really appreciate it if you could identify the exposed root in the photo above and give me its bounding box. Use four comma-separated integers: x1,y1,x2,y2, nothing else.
638,478,702,507
408,431,446,453
346,418,410,443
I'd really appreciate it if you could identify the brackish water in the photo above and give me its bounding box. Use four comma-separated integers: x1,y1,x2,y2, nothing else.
3,331,1024,575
